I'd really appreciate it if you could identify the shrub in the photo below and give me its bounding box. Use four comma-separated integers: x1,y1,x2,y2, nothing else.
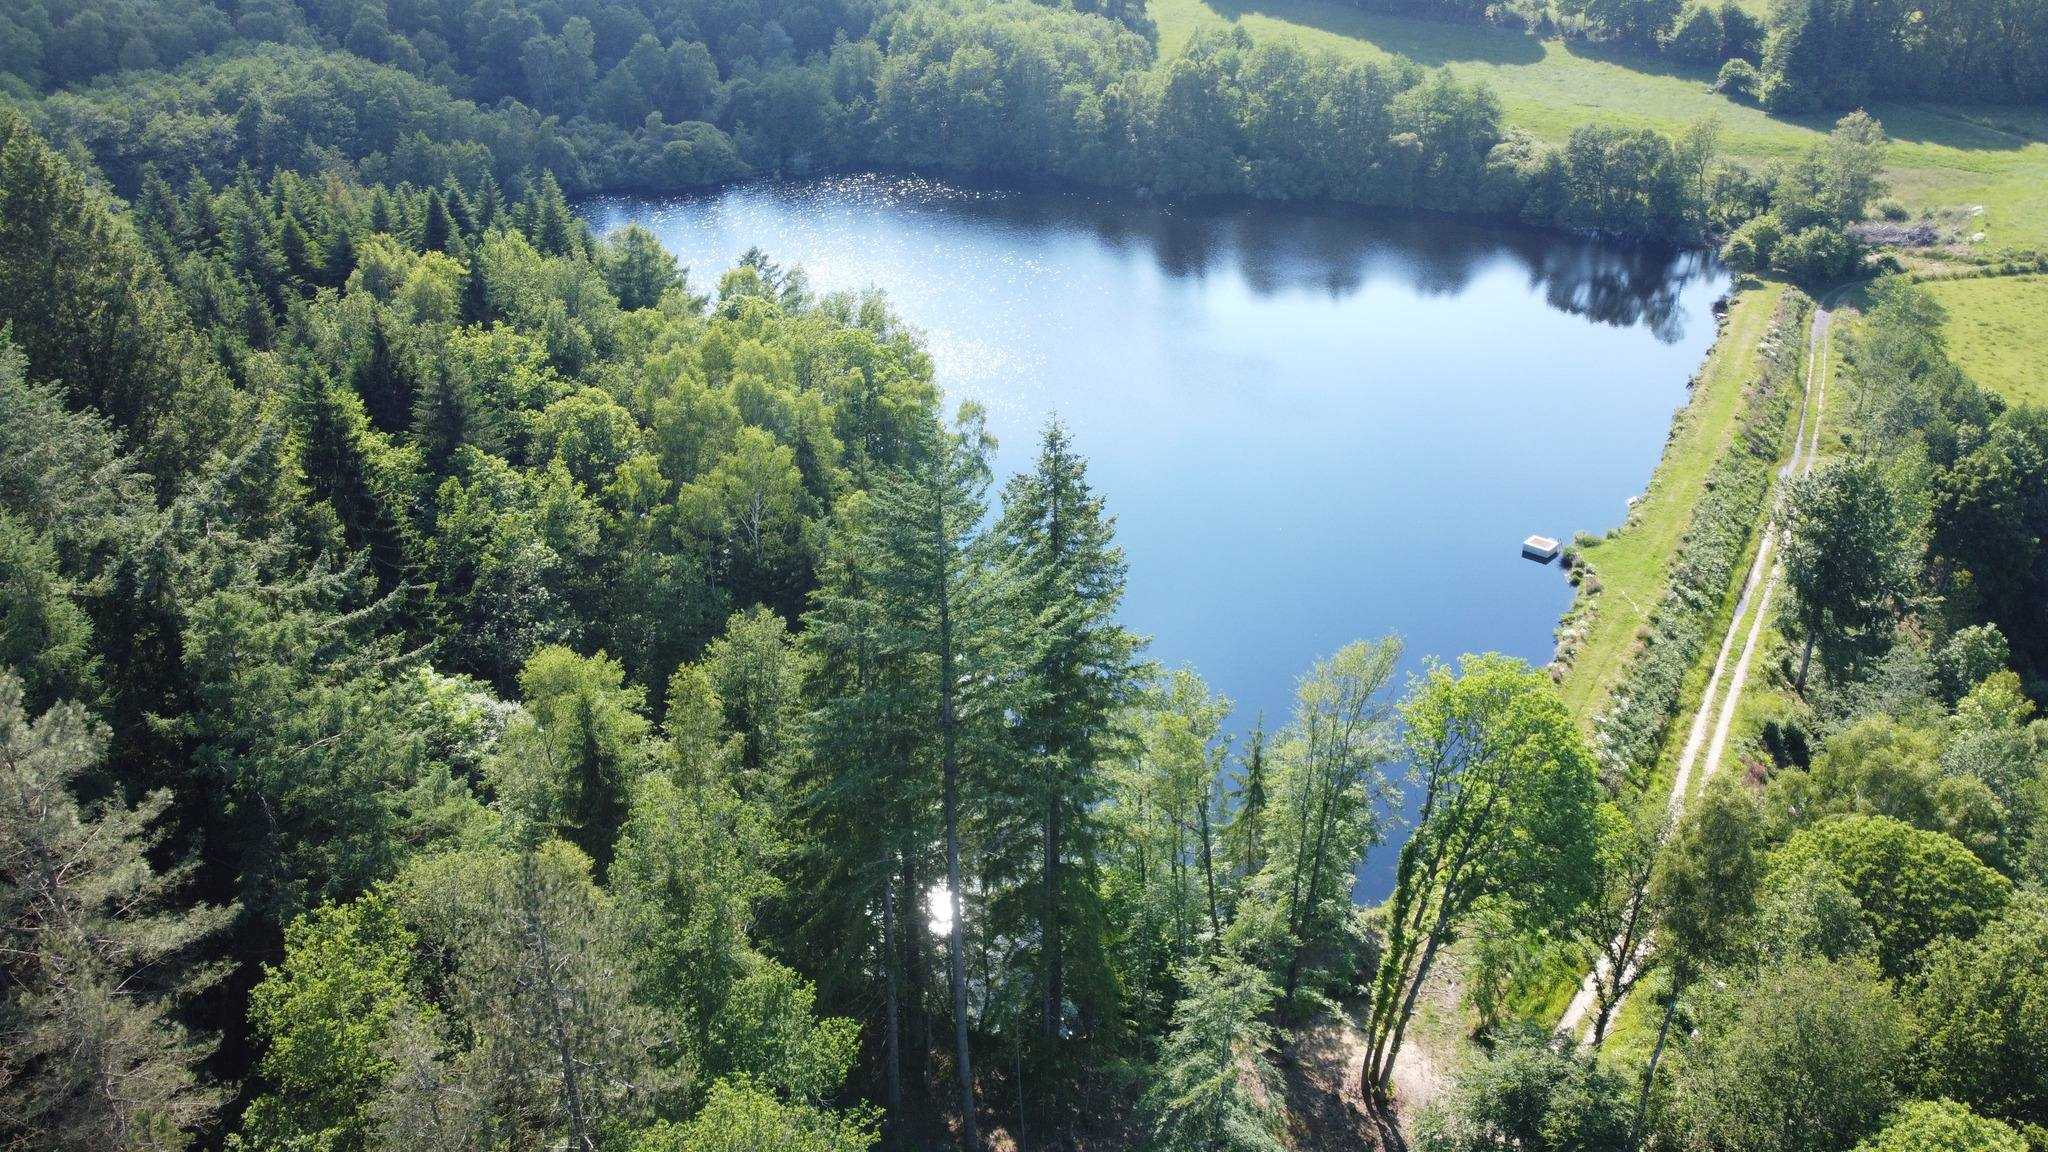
1853,1100,2027,1152
1769,814,2011,978
1773,225,1864,283
1715,57,1760,101
1722,212,1782,274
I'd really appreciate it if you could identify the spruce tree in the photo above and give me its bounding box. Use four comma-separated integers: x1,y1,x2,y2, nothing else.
353,311,417,435
422,189,455,254
0,674,231,1152
856,405,1015,1147
323,224,358,287
991,418,1142,1050
461,250,493,326
798,490,934,1131
290,368,413,595
412,357,503,477
1223,717,1269,882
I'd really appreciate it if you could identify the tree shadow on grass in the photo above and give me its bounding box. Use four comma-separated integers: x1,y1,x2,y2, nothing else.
1858,102,2042,151
1568,36,1722,83
1201,0,1546,66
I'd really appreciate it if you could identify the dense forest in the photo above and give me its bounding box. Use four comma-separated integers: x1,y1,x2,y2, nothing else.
0,0,1944,258
2,0,2047,1147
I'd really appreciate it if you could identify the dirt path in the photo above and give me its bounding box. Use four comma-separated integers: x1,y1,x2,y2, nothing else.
1280,1007,1383,1152
1556,293,1837,1045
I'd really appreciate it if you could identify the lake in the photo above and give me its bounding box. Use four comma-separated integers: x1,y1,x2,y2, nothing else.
582,176,1729,899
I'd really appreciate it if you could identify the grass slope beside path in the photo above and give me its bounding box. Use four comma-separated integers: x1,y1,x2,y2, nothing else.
1150,0,2048,250
1556,281,1786,724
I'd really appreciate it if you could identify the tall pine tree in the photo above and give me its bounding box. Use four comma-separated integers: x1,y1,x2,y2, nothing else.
990,418,1143,1053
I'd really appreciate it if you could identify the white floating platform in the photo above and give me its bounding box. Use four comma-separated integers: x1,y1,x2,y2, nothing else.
1522,535,1561,562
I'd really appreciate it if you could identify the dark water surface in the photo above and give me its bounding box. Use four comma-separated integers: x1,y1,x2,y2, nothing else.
583,176,1729,899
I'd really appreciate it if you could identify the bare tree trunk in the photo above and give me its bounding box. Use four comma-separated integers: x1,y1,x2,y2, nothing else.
881,846,904,1122
1369,901,1450,1093
900,850,931,1098
1796,633,1816,694
938,574,978,1149
1196,783,1222,945
1284,782,1338,1005
1043,783,1063,1042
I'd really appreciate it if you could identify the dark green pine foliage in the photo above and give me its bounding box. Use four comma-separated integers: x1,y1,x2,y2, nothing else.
227,200,290,312
412,359,502,477
367,188,393,235
525,171,581,257
462,247,494,326
858,405,1015,1148
473,172,505,233
181,173,220,252
422,189,455,254
324,223,358,288
443,182,477,240
796,491,934,1127
990,418,1142,1053
0,109,235,482
353,312,417,436
278,211,318,287
291,367,415,597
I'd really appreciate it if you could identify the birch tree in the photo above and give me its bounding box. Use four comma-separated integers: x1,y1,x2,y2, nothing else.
1364,654,1601,1093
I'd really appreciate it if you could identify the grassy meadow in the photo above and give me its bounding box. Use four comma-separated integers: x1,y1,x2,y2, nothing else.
1924,275,2048,406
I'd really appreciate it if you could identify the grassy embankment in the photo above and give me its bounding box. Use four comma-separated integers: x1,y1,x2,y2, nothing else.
1554,282,1786,725
1149,0,2048,251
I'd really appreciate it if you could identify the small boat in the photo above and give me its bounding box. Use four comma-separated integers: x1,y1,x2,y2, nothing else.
1522,535,1561,563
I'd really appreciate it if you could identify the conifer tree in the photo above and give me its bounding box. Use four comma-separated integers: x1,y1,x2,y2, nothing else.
422,189,455,254
852,405,1015,1146
0,674,231,1152
291,368,414,595
1142,951,1285,1152
461,251,493,326
0,111,233,480
354,311,417,435
797,491,932,1130
1223,717,1269,883
413,359,488,476
990,418,1142,1049
324,224,358,287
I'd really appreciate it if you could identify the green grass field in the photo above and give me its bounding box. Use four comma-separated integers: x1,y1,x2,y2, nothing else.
1150,0,2048,250
1924,275,2048,406
1556,282,1786,723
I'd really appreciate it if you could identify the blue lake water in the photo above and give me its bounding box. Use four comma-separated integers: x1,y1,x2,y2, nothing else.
583,176,1729,899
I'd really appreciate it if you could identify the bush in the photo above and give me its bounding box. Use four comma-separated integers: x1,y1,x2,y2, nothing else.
1769,814,2011,978
1875,198,1911,222
1715,57,1760,101
1773,225,1864,283
1721,212,1782,273
1853,1100,2027,1152
1417,1026,1633,1152
1910,898,2048,1131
